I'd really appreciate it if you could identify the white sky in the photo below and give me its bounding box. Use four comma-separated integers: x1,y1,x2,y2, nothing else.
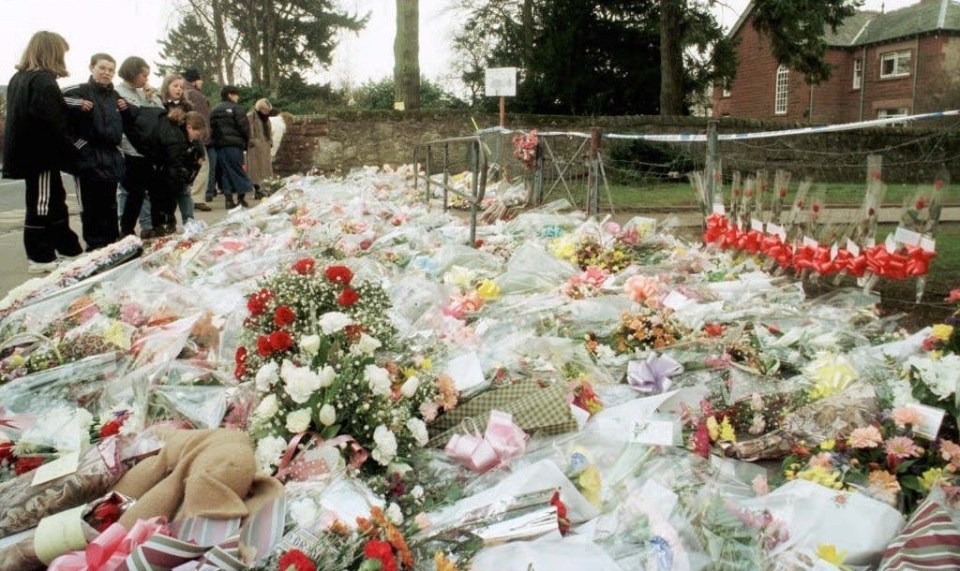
0,0,920,89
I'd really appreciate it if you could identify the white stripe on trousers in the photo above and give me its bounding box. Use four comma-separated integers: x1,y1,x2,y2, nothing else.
38,171,50,216
74,175,84,213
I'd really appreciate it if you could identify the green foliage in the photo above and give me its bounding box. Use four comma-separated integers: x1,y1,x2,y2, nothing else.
751,0,864,84
351,76,466,111
450,0,734,115
156,13,222,82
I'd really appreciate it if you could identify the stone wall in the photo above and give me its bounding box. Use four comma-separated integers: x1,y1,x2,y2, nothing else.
271,110,960,184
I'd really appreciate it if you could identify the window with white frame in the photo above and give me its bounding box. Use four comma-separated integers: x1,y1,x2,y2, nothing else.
853,59,863,89
880,50,911,78
774,65,789,115
877,107,909,119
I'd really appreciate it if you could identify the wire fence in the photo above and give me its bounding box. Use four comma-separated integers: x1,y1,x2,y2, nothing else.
413,109,960,228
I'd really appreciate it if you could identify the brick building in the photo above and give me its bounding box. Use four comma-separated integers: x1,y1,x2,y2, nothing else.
713,0,960,123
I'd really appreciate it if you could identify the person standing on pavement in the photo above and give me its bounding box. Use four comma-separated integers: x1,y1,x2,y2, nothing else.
246,98,274,199
181,69,213,211
62,53,128,251
158,72,199,227
1,31,84,273
115,56,162,239
210,85,253,209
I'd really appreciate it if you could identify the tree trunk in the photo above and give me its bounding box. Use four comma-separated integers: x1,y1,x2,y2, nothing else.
209,0,234,85
659,0,685,116
393,0,420,111
520,0,535,71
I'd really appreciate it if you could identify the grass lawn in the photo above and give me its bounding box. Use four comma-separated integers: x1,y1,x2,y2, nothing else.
599,181,958,210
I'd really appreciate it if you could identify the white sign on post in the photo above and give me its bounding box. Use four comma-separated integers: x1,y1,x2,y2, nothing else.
485,67,517,97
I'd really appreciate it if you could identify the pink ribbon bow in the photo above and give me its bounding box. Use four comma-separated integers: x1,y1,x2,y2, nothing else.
48,517,169,571
445,410,527,473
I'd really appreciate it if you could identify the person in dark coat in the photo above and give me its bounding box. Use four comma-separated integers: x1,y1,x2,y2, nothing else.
209,85,253,208
63,52,128,250
182,69,215,210
1,31,84,273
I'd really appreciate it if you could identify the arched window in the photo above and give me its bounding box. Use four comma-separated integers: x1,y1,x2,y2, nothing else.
774,65,789,115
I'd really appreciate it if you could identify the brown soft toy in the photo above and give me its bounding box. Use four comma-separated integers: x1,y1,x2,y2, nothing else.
111,428,282,528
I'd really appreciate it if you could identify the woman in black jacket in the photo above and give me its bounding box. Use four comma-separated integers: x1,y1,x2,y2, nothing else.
210,85,253,208
1,31,84,273
63,52,128,250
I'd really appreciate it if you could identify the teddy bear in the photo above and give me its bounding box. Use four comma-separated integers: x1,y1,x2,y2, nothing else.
110,427,282,527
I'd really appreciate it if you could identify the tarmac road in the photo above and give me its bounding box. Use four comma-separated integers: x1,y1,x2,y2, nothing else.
0,175,230,298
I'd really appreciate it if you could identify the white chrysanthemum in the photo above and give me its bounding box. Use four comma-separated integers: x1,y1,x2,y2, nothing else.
255,435,288,473
286,408,312,433
906,353,960,399
253,394,280,420
365,364,392,396
317,364,336,388
255,361,280,392
281,359,323,404
318,312,353,335
372,425,398,465
386,502,404,525
406,417,429,446
351,333,382,356
400,376,420,398
410,485,424,500
299,334,321,356
318,403,337,426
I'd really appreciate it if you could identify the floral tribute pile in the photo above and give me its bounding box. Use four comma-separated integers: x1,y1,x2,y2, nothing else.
0,164,958,570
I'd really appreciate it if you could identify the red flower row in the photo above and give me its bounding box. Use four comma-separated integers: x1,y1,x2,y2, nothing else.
703,214,935,279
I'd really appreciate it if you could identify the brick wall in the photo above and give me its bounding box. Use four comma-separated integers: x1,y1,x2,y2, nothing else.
714,15,960,124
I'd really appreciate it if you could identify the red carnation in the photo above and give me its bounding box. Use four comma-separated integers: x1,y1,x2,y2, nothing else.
91,500,122,532
235,346,248,379
269,330,294,352
98,419,123,438
337,288,360,307
550,491,571,535
916,197,927,210
257,335,273,357
363,540,397,571
703,322,726,337
278,549,316,571
345,323,365,342
292,258,316,275
14,456,45,475
247,288,274,316
0,442,13,463
274,305,297,327
324,265,354,285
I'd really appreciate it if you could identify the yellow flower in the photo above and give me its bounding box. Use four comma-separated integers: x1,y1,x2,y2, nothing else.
419,357,432,371
550,237,577,262
8,354,25,367
706,417,720,441
816,544,850,570
103,320,132,350
719,417,737,443
920,467,947,491
820,439,836,451
578,465,602,507
932,323,954,342
805,352,859,400
797,465,844,490
434,551,459,571
476,279,500,300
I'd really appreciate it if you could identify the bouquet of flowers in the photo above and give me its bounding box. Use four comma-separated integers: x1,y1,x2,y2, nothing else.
780,406,960,514
236,258,445,475
590,307,691,356
511,130,539,171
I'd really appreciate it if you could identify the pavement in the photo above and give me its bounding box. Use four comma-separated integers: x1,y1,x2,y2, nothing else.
0,177,232,299
0,175,956,300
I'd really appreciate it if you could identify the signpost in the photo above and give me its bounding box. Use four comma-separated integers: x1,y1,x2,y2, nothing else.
485,67,517,128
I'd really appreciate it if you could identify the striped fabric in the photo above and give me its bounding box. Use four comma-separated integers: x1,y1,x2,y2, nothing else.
878,495,960,570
